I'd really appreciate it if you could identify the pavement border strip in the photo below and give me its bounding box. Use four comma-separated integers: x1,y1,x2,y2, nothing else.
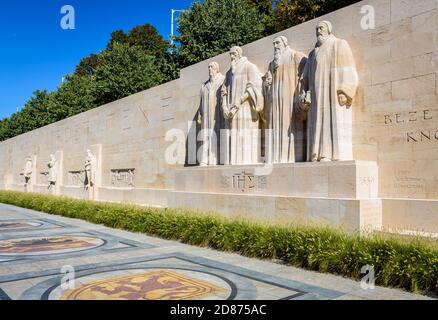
0,253,178,283
0,217,72,228
0,253,341,300
0,229,155,264
171,253,344,299
0,218,68,234
0,288,12,300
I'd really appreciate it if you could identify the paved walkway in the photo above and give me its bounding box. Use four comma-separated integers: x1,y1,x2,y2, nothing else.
0,203,432,300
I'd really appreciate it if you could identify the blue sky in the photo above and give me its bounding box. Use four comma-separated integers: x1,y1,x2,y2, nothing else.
0,0,194,120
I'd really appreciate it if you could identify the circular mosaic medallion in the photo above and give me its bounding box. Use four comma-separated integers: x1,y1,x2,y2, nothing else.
0,221,42,230
50,269,233,300
0,236,105,256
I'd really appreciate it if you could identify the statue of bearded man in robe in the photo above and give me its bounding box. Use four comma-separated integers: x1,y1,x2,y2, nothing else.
263,36,307,163
24,156,33,189
47,154,57,188
197,62,225,166
84,149,97,188
301,21,359,162
222,46,264,165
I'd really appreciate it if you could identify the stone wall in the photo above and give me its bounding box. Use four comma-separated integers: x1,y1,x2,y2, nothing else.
180,0,438,201
1,0,438,233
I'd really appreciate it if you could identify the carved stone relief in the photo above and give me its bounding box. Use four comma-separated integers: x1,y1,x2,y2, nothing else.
110,169,135,188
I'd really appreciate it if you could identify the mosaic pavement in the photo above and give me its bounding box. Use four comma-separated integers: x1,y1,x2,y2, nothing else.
0,203,433,300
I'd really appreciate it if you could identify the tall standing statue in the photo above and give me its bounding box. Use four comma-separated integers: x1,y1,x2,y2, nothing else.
197,62,225,166
24,156,33,190
84,149,97,188
47,154,57,189
222,46,264,165
264,36,307,163
301,21,359,162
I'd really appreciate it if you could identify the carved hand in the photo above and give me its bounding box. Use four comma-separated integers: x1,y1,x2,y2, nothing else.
264,75,272,87
299,91,311,112
240,92,249,105
221,86,227,97
227,105,239,120
223,108,231,120
197,113,202,125
338,92,349,107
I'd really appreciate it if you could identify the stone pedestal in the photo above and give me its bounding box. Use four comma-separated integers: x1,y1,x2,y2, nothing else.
175,161,378,198
172,161,382,231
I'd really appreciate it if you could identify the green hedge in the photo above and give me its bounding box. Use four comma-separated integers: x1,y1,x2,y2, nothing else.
0,190,437,297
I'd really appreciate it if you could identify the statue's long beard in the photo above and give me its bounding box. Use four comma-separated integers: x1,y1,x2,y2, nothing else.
209,72,219,83
317,34,330,46
273,50,282,70
231,59,237,73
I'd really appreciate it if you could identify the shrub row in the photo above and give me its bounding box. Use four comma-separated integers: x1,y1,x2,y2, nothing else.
0,190,436,297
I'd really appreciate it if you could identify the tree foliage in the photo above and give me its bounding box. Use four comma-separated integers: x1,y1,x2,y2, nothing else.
92,43,164,105
273,0,359,31
74,54,101,77
245,0,276,34
107,30,128,50
107,24,170,57
176,0,266,67
49,74,97,120
0,90,53,141
76,24,178,83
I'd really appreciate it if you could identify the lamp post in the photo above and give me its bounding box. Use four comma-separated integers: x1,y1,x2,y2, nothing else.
170,9,186,46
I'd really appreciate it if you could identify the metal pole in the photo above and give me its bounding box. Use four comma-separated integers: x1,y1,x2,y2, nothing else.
170,9,186,46
171,9,175,46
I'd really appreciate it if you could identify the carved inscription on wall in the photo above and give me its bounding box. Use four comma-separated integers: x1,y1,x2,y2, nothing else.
110,169,135,188
394,169,425,191
232,171,255,191
68,171,85,186
393,169,426,197
383,109,436,143
359,176,375,187
227,171,268,192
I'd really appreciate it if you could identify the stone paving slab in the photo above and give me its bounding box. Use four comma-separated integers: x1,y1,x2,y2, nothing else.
0,203,433,300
